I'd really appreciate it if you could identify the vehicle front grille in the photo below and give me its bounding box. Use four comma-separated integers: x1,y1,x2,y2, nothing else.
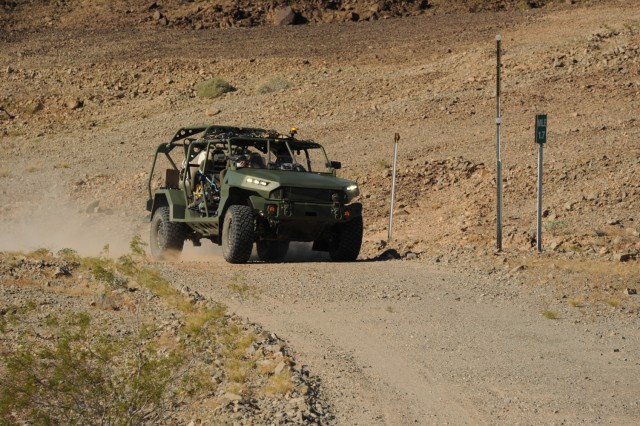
272,187,338,203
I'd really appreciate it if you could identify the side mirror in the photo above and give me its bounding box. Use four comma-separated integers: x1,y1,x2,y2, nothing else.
330,161,341,170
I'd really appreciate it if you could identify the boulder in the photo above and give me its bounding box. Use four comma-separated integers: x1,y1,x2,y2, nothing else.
273,6,296,26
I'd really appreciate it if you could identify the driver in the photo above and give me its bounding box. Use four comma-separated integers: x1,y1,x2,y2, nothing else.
236,152,265,168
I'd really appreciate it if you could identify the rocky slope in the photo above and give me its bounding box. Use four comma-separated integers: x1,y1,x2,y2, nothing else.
2,0,578,32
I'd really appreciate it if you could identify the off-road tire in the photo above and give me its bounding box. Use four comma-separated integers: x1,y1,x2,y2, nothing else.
329,216,363,262
222,205,255,264
256,240,290,263
150,206,185,260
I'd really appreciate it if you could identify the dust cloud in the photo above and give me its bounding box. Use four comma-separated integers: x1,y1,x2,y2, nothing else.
0,199,331,263
180,241,329,263
0,202,143,257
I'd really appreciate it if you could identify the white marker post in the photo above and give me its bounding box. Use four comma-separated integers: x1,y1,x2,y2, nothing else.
388,133,400,241
535,114,547,252
496,35,503,251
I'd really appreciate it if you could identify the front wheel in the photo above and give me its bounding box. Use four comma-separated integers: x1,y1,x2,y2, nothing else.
256,240,290,263
150,206,185,260
329,216,363,262
222,205,255,264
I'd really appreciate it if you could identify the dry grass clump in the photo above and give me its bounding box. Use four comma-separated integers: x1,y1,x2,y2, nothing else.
22,102,42,115
195,77,234,99
568,298,584,308
256,76,292,94
606,298,620,308
227,273,259,302
265,370,294,395
542,310,559,320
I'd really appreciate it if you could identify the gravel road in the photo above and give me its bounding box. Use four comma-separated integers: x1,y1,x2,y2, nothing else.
158,244,640,425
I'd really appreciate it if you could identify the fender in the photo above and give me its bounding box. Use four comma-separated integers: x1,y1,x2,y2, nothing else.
150,189,188,221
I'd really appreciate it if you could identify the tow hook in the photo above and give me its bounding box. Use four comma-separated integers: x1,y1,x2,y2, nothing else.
283,201,293,217
332,202,343,219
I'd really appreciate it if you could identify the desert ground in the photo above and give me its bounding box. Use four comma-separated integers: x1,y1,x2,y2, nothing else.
1,0,639,424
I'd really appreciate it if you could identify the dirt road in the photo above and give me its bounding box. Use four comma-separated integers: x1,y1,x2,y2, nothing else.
158,244,640,425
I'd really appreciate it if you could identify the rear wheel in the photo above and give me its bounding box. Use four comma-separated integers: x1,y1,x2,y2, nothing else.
222,205,255,264
256,240,290,263
329,216,363,262
150,206,185,260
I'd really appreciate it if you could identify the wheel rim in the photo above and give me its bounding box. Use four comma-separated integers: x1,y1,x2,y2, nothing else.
226,216,233,246
156,221,165,249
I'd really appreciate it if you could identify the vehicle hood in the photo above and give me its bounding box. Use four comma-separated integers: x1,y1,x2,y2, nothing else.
237,168,356,190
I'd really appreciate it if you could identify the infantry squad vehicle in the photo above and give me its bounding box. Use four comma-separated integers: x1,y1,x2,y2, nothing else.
146,125,363,263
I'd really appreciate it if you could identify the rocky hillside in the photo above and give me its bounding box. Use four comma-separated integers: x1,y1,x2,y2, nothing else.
1,0,576,32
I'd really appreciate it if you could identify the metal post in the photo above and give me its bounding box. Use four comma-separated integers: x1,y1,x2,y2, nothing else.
496,34,503,251
388,133,400,241
535,114,547,252
536,142,543,252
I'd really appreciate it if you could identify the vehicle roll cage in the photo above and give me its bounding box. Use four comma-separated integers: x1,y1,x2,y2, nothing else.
147,125,328,202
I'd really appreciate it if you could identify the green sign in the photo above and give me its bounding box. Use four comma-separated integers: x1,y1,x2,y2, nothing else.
535,114,547,144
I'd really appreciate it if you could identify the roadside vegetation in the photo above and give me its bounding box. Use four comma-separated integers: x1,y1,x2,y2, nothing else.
256,76,292,95
0,237,319,425
195,77,235,99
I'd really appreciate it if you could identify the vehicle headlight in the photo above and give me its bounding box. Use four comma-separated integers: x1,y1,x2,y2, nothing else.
246,177,270,187
344,184,359,201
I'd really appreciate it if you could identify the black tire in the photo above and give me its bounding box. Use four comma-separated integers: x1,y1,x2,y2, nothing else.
150,206,185,260
329,216,363,262
222,205,255,264
256,240,290,263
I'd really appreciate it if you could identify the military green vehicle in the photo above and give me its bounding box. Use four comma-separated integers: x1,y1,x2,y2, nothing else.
146,125,363,263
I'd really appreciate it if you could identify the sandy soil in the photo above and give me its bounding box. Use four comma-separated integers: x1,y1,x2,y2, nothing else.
1,0,640,424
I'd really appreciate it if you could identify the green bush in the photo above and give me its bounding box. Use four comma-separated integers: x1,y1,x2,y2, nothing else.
0,313,196,425
195,77,234,99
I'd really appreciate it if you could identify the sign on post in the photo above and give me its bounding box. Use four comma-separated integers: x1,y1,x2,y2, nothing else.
536,114,547,144
535,114,547,252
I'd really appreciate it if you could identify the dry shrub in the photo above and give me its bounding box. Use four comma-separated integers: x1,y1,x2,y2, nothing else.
256,77,292,94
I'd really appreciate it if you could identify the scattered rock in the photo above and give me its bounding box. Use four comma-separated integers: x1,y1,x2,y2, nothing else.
222,392,243,405
274,360,288,375
405,251,417,260
345,12,360,22
53,266,71,277
273,6,296,26
624,288,637,295
91,292,119,310
66,98,83,110
206,107,221,117
616,253,634,262
374,248,401,261
85,200,100,214
509,264,527,274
